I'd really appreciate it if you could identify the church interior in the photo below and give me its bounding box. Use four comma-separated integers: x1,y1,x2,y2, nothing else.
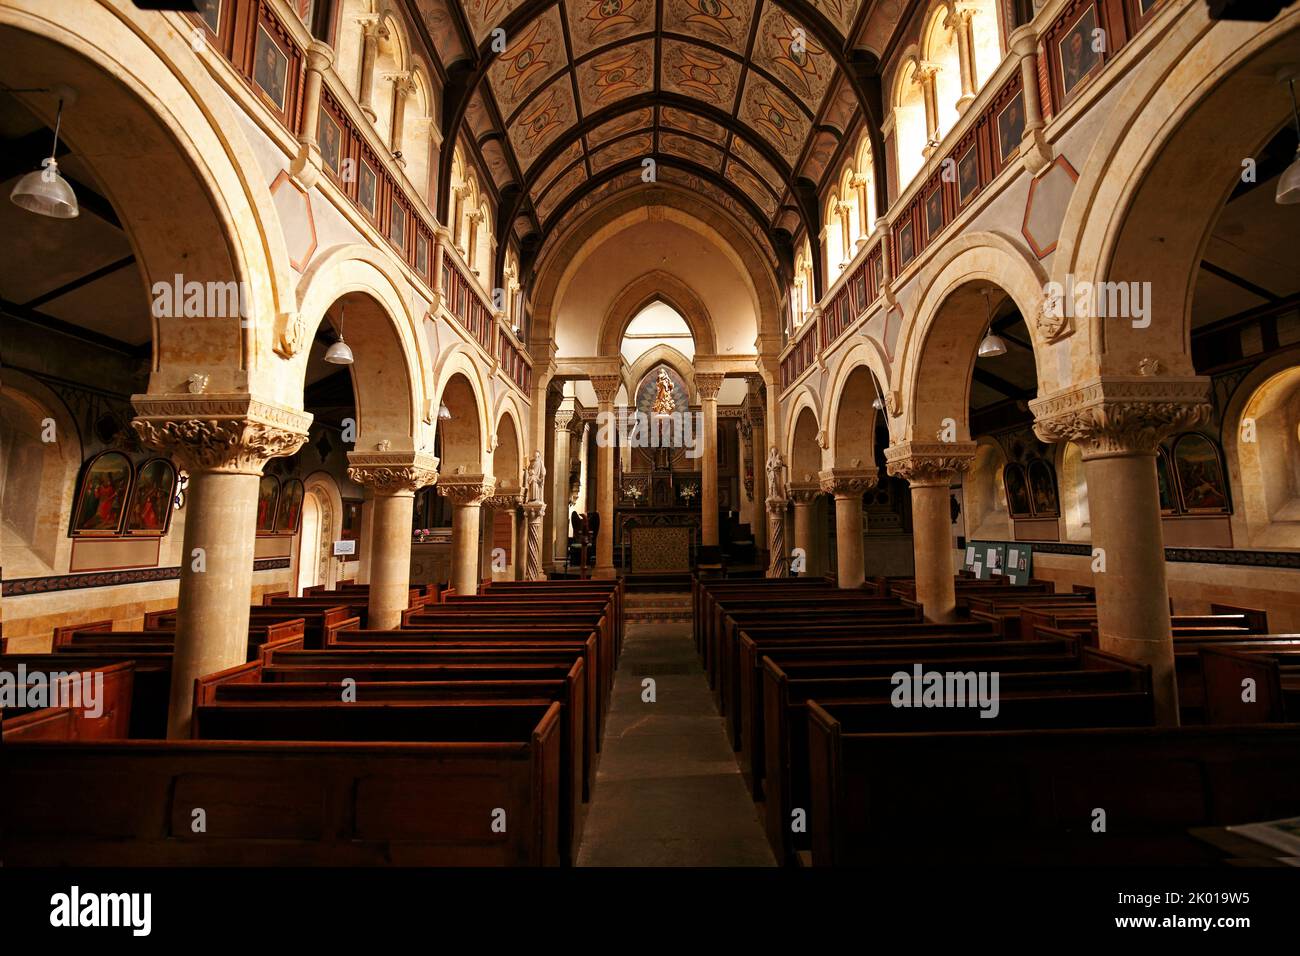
3,0,1300,904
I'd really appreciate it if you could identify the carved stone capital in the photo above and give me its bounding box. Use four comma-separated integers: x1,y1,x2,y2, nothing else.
788,482,823,504
305,39,336,74
484,493,522,510
590,375,621,405
437,474,496,505
884,440,977,486
818,467,880,498
131,393,312,475
1030,376,1212,460
694,372,725,400
554,409,575,432
347,452,440,494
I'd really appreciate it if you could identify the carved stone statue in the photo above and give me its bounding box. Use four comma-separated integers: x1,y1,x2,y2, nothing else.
524,450,546,504
765,446,787,500
651,367,676,415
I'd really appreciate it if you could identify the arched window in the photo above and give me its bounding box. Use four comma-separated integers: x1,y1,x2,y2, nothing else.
475,200,493,280
372,14,407,146
967,0,1004,90
334,0,369,98
922,6,963,140
839,167,860,259
1231,366,1300,547
894,58,929,189
965,440,1011,539
398,68,433,203
824,191,844,283
855,136,876,240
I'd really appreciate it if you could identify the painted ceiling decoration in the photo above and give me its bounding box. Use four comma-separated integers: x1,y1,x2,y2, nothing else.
430,0,884,280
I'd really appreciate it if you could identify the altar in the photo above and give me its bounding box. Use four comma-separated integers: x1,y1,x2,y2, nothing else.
616,508,700,572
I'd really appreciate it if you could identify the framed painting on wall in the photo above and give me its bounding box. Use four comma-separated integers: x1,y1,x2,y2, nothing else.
1057,5,1105,100
1027,459,1060,517
70,451,133,536
897,219,916,267
125,458,177,536
318,111,342,176
996,92,1026,164
957,143,980,206
924,185,944,241
256,475,281,534
275,478,305,534
1003,462,1033,518
251,24,289,113
1172,433,1230,513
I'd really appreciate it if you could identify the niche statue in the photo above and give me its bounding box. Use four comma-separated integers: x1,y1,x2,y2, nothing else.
524,450,546,504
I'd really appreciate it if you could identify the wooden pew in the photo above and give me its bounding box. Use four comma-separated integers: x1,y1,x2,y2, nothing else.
1200,646,1300,724
805,715,1300,866
1,659,136,741
193,668,584,864
483,580,624,651
728,620,1001,750
58,618,305,661
3,652,171,738
149,606,349,649
5,703,564,866
761,647,1151,861
739,634,1079,795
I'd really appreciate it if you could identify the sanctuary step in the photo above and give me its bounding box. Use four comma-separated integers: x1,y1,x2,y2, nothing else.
622,572,692,593
625,592,693,625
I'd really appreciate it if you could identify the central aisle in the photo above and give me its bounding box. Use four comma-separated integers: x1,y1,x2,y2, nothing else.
575,614,777,866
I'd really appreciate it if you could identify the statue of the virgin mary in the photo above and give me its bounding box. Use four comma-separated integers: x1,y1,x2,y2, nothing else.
651,368,676,416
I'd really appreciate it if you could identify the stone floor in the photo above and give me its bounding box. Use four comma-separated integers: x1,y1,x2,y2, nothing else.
574,620,777,867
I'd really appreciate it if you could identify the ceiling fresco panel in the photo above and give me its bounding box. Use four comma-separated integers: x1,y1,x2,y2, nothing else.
566,0,655,58
752,5,833,109
489,6,568,120
589,132,655,172
662,0,756,47
660,40,743,111
508,76,578,168
586,107,654,148
739,75,807,165
576,39,656,114
660,132,725,173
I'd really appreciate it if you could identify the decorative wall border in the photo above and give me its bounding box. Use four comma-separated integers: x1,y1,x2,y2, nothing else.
2,558,292,597
1027,541,1300,570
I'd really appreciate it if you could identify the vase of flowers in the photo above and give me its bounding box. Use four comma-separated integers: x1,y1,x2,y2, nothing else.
679,481,699,504
413,528,432,544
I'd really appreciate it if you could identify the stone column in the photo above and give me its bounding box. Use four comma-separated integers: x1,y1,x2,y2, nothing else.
789,484,822,577
479,497,498,579
357,17,388,123
951,7,977,113
290,39,335,188
591,375,621,578
819,467,879,589
551,406,574,567
466,210,482,274
438,475,496,595
917,63,940,156
749,395,768,561
389,72,415,160
766,497,789,578
695,372,725,548
347,452,440,629
523,502,547,580
837,201,853,269
1032,377,1211,726
852,175,871,249
514,501,528,579
1009,23,1052,173
885,441,976,622
132,394,311,738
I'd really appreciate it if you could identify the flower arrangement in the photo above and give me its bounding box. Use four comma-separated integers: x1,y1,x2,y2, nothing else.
679,481,699,503
413,528,433,543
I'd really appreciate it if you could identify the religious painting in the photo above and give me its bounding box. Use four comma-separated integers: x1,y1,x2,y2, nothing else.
71,451,133,536
416,231,429,277
924,186,944,241
634,364,691,449
1003,462,1032,518
957,143,980,206
125,458,177,536
318,111,342,176
389,198,406,251
358,161,377,217
897,219,916,267
1027,459,1060,517
252,24,289,112
256,475,281,534
1172,433,1230,513
1058,6,1104,99
996,92,1026,164
275,478,305,534
872,254,883,294
195,0,221,33
1156,447,1178,514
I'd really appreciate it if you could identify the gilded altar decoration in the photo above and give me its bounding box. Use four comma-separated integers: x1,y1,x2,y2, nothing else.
651,368,677,415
